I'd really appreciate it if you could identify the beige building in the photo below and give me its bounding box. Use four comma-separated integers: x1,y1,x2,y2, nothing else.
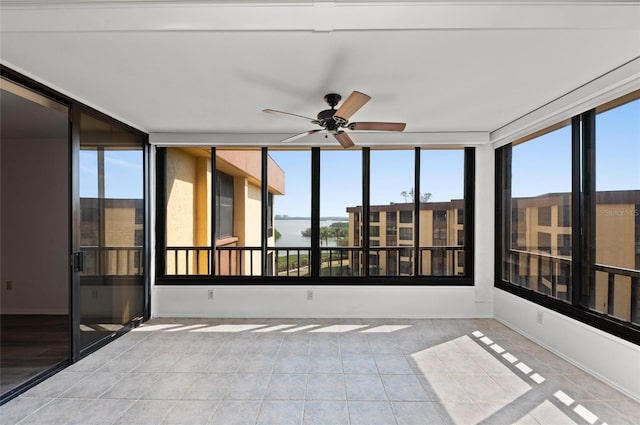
510,190,640,320
347,200,465,276
165,148,285,276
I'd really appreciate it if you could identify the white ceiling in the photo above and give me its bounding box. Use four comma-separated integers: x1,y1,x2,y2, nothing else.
1,1,639,147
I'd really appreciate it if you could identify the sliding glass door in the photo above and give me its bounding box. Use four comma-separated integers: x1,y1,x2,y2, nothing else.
76,111,146,351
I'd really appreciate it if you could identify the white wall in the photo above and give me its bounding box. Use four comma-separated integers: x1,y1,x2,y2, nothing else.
494,289,640,401
0,137,69,314
152,143,496,319
154,285,491,318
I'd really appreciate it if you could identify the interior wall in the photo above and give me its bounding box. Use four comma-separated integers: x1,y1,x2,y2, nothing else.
0,137,69,314
494,289,640,401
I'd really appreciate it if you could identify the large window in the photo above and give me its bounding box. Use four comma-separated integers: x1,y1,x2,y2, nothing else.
499,124,572,301
419,149,468,276
593,97,640,323
496,90,640,342
321,150,362,277
158,147,474,284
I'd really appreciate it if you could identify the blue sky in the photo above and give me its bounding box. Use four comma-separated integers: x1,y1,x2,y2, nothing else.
271,148,465,217
512,99,639,197
80,150,144,199
78,99,638,216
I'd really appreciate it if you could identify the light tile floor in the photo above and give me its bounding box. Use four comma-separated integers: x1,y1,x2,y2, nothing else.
1,318,639,425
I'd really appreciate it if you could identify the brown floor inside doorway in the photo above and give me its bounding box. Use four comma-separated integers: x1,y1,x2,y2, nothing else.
1,315,69,395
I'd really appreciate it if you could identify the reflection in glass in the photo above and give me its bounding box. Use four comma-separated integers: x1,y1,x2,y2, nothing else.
79,112,144,349
506,125,572,301
419,149,465,276
594,98,640,321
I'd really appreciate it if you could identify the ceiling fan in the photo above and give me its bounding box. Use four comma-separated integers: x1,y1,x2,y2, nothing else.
263,91,406,148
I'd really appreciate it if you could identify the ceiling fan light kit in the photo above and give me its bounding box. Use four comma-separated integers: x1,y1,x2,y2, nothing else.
263,90,406,148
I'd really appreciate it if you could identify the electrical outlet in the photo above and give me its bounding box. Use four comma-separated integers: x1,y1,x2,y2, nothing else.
536,310,543,324
6,281,13,290
208,289,215,300
307,290,314,301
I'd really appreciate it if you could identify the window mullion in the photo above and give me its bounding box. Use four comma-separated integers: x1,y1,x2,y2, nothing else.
311,148,321,277
362,148,370,276
581,110,597,308
414,147,420,276
211,147,217,277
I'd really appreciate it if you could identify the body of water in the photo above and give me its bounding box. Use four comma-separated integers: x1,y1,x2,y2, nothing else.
274,219,343,253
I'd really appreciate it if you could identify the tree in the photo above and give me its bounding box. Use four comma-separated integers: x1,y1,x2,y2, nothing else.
274,228,282,241
400,188,432,203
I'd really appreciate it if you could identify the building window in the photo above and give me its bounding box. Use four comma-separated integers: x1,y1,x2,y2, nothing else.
267,192,273,238
370,225,380,237
399,227,412,241
593,96,640,323
370,211,380,222
387,211,397,223
399,211,413,223
216,171,234,239
558,203,571,227
537,232,551,254
457,209,464,225
498,122,572,300
558,234,571,257
496,90,640,343
538,206,551,226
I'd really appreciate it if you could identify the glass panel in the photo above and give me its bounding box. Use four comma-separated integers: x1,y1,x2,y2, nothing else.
370,149,415,276
0,78,70,395
506,124,572,301
269,150,311,277
594,97,640,321
215,149,265,276
321,150,362,276
79,112,144,349
419,149,465,276
165,147,211,275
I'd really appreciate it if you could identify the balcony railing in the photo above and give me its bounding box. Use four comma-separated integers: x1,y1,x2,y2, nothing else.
165,245,465,277
81,246,143,276
505,249,639,324
505,249,571,301
594,263,640,324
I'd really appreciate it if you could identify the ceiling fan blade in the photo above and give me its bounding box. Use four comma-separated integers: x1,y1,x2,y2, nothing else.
263,109,315,122
334,131,355,149
349,122,406,132
334,91,371,121
281,129,322,143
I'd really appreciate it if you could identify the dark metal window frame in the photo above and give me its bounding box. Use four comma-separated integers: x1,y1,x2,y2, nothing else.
156,146,475,285
495,107,640,345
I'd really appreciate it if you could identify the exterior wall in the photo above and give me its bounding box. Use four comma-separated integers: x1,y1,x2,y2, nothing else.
166,148,197,275
347,203,465,276
509,193,638,320
165,148,284,276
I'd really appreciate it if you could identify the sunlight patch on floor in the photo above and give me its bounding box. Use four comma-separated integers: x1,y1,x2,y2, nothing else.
361,325,412,333
190,324,268,332
310,324,368,333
